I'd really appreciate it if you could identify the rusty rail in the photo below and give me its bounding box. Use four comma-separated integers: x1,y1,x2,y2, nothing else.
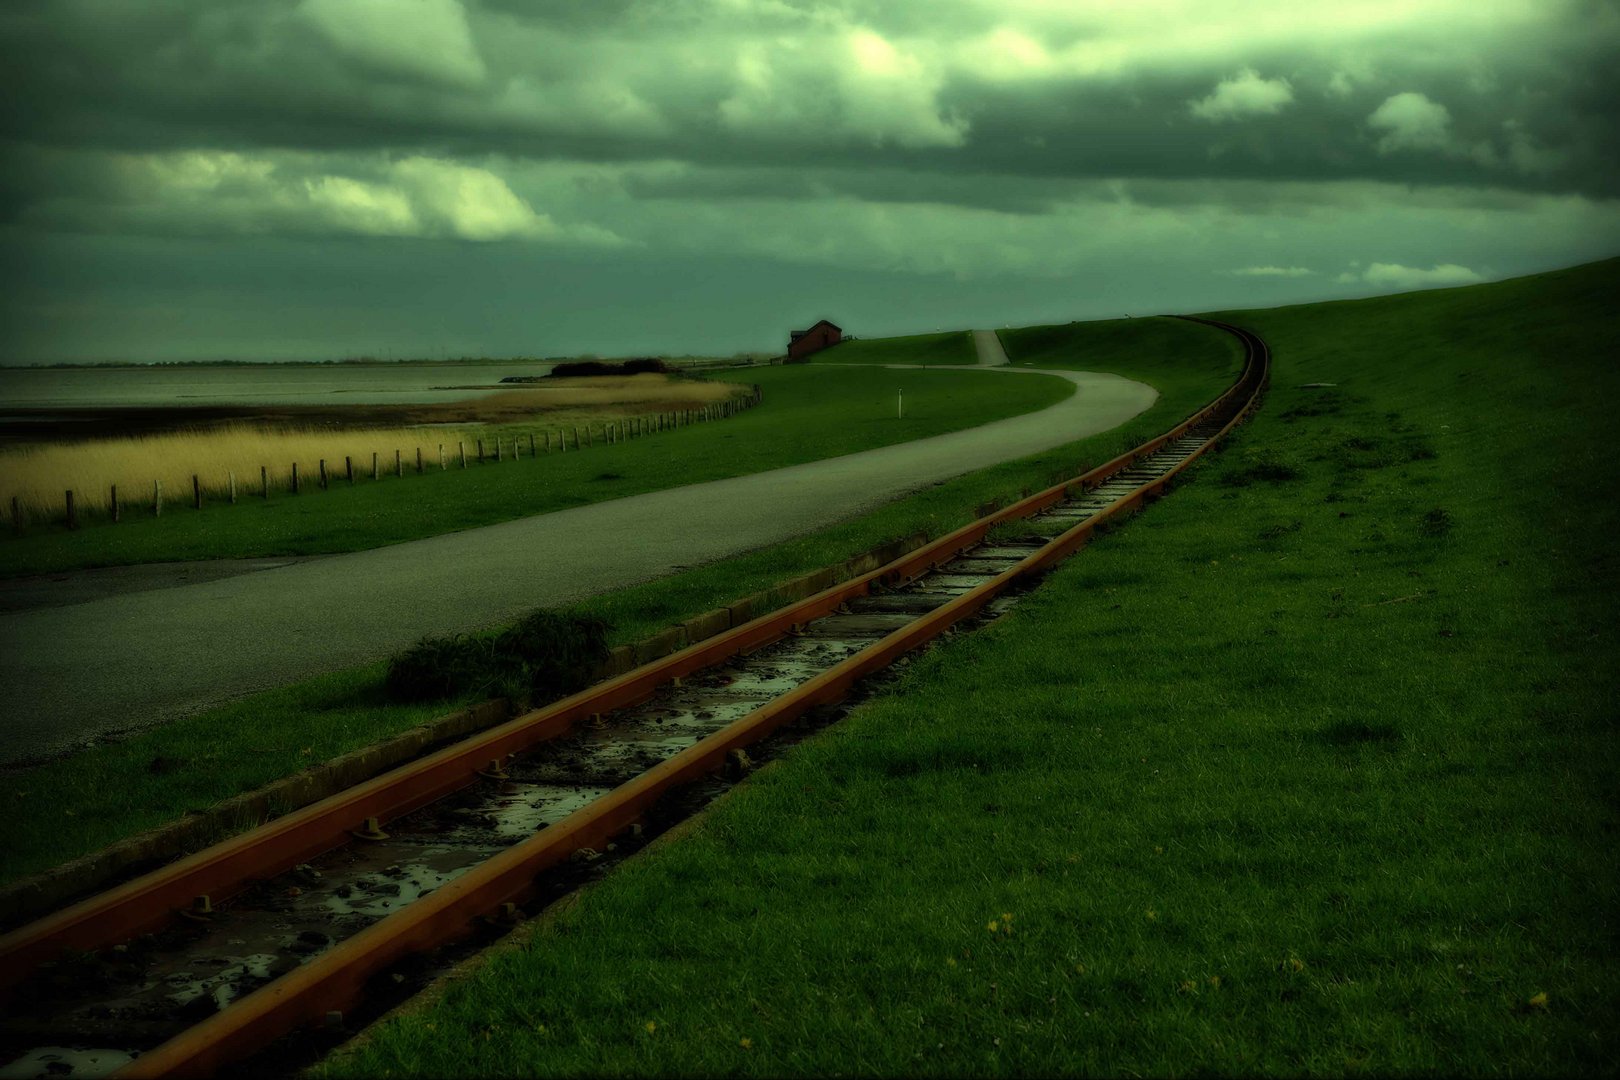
3,318,1267,1077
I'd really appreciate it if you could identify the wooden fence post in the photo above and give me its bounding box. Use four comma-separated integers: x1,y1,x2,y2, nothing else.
544,430,552,452
12,495,23,533
65,490,78,530
395,449,402,477
477,439,484,463
346,456,354,484
416,447,423,473
496,438,502,462
192,474,202,509
372,452,379,480
154,479,162,516
459,441,467,468
228,472,236,504
111,484,120,523
439,444,446,470
261,466,269,499
319,460,328,490
529,433,536,456
292,463,300,494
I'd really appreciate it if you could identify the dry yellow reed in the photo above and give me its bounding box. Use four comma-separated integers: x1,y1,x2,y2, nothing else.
0,375,753,521
0,423,464,517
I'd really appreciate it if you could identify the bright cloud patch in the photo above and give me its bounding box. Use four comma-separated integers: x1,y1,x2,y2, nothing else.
61,151,622,245
297,0,486,88
1189,69,1294,122
719,28,967,148
1344,262,1484,287
1368,92,1453,153
1228,265,1314,277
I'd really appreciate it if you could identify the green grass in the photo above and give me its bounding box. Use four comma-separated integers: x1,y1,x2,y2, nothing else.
1002,310,1236,371
322,259,1619,1077
0,348,1055,578
813,330,978,365
0,321,1240,888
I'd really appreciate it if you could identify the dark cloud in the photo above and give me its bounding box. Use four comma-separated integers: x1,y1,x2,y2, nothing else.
1,0,1617,362
3,0,1616,200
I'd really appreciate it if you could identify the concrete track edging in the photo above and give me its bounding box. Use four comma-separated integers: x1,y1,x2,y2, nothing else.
0,531,935,930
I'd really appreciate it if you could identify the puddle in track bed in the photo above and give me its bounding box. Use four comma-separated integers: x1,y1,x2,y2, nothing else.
0,1046,137,1079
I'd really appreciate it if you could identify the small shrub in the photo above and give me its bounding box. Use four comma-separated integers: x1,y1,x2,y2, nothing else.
492,610,610,704
385,610,610,704
385,634,496,702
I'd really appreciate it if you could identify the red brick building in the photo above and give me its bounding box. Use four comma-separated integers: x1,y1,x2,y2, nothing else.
786,319,842,361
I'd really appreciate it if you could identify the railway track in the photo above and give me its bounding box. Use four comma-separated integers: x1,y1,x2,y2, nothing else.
0,318,1269,1079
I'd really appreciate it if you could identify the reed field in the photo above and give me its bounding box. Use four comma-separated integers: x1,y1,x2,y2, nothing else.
0,375,749,521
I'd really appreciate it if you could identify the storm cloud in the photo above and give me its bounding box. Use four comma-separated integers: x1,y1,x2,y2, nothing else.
2,0,1617,361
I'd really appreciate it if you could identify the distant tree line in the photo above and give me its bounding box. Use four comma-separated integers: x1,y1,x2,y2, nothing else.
540,358,672,378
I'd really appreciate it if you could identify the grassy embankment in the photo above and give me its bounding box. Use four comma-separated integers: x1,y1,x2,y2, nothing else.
0,319,1240,887
814,330,978,365
325,259,1619,1077
0,375,743,520
0,337,1037,579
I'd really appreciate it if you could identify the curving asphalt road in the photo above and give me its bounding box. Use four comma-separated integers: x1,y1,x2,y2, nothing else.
0,342,1155,766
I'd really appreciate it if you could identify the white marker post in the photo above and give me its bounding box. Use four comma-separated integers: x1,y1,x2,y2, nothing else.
898,389,904,419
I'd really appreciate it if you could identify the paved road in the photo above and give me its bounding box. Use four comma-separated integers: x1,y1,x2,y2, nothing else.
972,329,1010,366
0,358,1155,766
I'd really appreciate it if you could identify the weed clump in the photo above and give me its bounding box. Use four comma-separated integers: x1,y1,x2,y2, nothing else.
1328,431,1437,471
1218,448,1303,487
1279,390,1347,421
1258,519,1304,541
1420,507,1454,538
386,610,609,706
1317,719,1403,746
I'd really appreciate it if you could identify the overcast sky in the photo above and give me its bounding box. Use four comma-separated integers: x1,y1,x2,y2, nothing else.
2,0,1617,363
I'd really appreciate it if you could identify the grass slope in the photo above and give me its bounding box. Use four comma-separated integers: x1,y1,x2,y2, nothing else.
813,330,978,365
325,259,1619,1077
1002,311,1233,372
0,322,1242,887
0,352,1057,578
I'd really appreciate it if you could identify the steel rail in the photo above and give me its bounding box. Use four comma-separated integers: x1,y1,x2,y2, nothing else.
8,318,1265,1078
